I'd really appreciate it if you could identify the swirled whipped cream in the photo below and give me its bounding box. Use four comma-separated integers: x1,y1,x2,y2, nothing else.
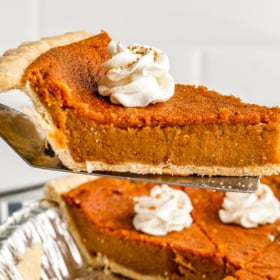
98,41,175,107
219,181,280,228
133,184,193,236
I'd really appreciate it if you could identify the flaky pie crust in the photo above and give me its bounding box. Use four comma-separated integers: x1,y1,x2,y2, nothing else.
0,30,92,92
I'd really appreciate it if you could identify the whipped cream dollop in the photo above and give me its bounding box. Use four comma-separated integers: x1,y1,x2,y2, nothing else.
98,41,175,107
219,181,280,228
133,184,193,236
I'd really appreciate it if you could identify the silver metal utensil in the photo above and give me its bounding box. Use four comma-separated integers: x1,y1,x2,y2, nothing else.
0,103,259,192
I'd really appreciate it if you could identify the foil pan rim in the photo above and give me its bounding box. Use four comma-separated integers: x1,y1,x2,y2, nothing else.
0,200,95,280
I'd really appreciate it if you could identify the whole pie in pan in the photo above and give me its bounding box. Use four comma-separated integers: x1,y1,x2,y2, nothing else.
0,30,280,176
45,175,280,279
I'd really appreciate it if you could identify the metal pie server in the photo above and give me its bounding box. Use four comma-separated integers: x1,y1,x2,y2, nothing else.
0,102,259,193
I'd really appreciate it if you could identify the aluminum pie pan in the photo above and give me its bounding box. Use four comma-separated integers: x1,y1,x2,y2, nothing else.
0,200,122,280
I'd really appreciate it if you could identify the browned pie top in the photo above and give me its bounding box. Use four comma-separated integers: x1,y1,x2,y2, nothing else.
23,32,280,128
62,177,280,273
62,178,216,254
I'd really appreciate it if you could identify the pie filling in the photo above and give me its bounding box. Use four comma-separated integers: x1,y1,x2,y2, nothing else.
65,111,280,168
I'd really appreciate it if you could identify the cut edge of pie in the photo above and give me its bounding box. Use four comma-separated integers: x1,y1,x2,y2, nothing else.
23,81,280,176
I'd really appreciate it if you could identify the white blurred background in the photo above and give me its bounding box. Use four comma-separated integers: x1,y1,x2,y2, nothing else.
1,0,280,192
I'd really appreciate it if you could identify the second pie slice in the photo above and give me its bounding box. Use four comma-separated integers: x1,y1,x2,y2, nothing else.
0,30,280,176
